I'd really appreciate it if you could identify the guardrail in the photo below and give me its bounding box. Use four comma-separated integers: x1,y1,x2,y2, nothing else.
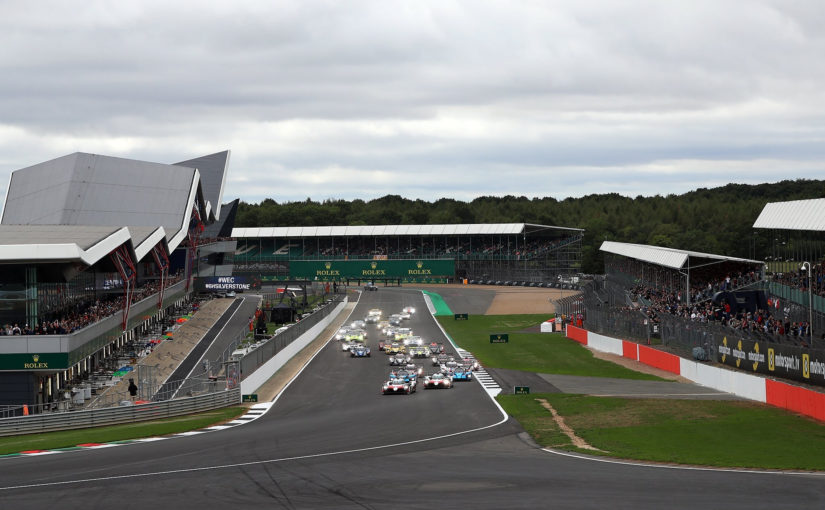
0,388,240,437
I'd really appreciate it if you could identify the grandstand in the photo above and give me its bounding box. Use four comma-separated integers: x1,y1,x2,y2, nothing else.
753,198,825,338
231,223,583,283
0,151,232,410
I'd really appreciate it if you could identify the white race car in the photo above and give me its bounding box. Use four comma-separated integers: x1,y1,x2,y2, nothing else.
423,373,453,389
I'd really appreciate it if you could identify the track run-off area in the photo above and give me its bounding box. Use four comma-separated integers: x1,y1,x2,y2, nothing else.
1,288,824,509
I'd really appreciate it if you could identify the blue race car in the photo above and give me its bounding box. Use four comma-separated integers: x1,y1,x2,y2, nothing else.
389,369,417,384
350,344,371,357
451,366,473,381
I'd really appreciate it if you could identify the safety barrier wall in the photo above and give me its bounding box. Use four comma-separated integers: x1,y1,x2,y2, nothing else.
0,388,240,437
240,297,349,394
565,325,825,421
637,345,681,375
586,332,623,356
766,380,825,422
566,325,588,345
622,340,638,360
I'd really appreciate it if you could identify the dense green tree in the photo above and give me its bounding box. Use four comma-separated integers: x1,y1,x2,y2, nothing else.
232,179,825,273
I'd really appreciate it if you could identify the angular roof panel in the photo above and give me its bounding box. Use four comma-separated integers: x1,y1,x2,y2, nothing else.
1,153,202,252
753,198,825,231
175,151,231,221
600,241,762,270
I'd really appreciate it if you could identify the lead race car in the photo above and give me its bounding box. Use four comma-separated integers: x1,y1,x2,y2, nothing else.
382,378,415,395
423,372,453,389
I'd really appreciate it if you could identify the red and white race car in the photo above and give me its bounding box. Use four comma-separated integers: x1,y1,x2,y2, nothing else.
382,378,416,395
423,373,453,389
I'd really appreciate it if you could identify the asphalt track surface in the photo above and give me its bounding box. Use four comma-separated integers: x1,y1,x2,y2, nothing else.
1,288,824,508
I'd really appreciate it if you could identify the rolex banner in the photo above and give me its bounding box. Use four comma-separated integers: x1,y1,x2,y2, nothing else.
717,336,825,387
289,259,455,283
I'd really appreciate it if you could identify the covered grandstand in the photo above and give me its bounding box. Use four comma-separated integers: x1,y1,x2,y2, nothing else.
0,151,232,410
231,223,583,284
753,198,825,338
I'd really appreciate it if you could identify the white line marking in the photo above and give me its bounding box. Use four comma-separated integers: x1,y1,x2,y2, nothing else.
542,448,825,477
0,409,509,491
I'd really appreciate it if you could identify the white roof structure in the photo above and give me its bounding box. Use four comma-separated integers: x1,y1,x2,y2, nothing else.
0,151,231,266
753,198,825,232
0,225,135,265
600,241,762,270
232,223,582,238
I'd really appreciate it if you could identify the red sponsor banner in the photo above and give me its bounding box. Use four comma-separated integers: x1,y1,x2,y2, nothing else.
566,325,588,345
765,379,825,422
638,345,681,375
622,340,638,360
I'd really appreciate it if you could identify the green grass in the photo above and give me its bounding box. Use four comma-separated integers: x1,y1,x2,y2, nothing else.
0,406,247,455
499,394,825,470
438,314,663,380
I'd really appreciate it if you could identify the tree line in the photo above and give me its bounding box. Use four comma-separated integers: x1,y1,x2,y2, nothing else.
234,179,825,273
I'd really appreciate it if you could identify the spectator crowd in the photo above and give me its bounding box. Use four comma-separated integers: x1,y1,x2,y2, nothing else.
1,275,182,336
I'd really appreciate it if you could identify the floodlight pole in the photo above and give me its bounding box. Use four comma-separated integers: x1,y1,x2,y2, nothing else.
802,261,813,349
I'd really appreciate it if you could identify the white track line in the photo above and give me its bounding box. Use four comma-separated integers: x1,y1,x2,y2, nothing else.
543,448,825,477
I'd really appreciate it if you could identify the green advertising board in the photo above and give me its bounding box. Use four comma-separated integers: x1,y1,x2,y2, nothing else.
289,259,456,283
514,386,530,395
454,313,469,320
0,352,70,371
490,334,509,343
242,394,258,403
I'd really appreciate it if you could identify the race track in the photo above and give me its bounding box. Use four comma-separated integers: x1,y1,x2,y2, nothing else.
1,289,823,509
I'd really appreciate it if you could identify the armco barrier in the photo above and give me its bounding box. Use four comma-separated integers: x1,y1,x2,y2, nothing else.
0,388,240,437
638,345,681,375
240,297,348,394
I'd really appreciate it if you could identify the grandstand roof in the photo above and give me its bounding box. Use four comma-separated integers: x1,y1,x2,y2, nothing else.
600,241,763,270
0,225,132,265
753,198,825,231
0,152,217,253
232,223,582,238
175,151,231,222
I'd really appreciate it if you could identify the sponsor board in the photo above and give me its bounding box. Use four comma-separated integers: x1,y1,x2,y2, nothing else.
454,313,469,320
195,276,254,291
0,353,69,371
514,386,530,395
288,259,455,282
490,334,509,344
717,336,825,387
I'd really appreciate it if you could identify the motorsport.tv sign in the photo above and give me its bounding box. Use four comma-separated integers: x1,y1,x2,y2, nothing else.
195,276,251,291
717,336,825,388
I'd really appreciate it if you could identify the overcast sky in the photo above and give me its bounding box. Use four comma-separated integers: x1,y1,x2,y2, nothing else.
0,1,823,205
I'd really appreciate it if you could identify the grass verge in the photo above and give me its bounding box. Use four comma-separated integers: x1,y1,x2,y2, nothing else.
0,406,247,455
438,314,663,380
499,394,825,470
